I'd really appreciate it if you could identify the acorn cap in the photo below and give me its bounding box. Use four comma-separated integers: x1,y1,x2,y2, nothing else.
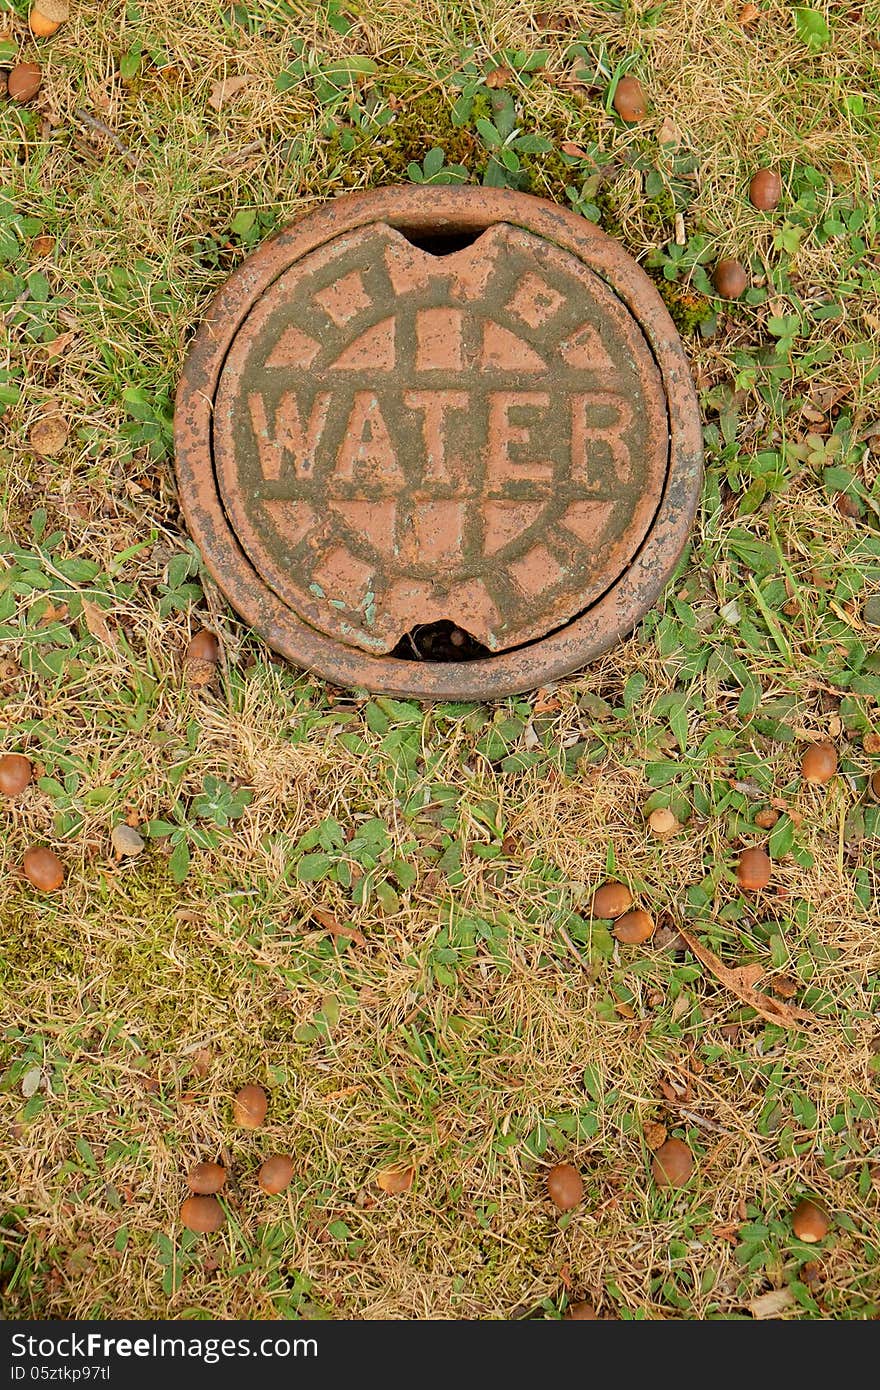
33,0,69,19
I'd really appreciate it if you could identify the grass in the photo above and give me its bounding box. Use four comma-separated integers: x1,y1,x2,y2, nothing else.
1,0,879,1320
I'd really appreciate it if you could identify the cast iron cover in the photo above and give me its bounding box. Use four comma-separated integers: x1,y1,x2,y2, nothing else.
174,187,702,699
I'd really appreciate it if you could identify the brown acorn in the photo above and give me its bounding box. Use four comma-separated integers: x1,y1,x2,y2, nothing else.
258,1154,295,1195
22,845,65,892
187,1162,226,1195
0,753,33,797
29,1,69,37
612,75,646,122
800,742,837,785
754,807,779,830
791,1198,829,1243
651,1137,694,1187
8,63,42,103
648,807,679,838
547,1163,584,1211
736,846,772,892
590,880,633,919
232,1083,267,1129
749,168,782,210
180,1195,226,1233
712,259,748,299
613,909,655,945
565,1301,598,1319
183,628,220,686
185,629,220,664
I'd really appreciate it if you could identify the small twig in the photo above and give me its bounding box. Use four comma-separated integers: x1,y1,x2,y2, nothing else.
219,138,263,165
672,1107,735,1137
73,109,138,168
311,907,367,949
556,921,591,970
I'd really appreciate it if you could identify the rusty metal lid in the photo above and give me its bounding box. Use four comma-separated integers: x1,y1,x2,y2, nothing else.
174,187,702,699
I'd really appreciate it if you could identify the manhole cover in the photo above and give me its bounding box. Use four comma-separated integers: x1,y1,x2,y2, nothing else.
175,187,702,699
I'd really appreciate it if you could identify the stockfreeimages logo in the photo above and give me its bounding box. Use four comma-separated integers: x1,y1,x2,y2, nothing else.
10,1334,317,1367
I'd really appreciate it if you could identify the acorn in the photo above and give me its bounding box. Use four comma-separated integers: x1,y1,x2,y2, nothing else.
736,846,772,892
258,1154,295,1195
8,63,42,103
590,880,632,919
651,1137,694,1187
232,1083,267,1129
180,1195,226,1233
22,845,65,892
29,0,69,37
0,753,33,797
801,742,837,785
870,770,880,803
648,807,679,838
565,1300,598,1319
612,75,646,122
613,909,655,945
183,628,220,686
749,168,782,210
712,259,748,299
547,1162,584,1211
187,1161,226,1195
755,807,779,830
185,628,220,664
791,1198,829,1243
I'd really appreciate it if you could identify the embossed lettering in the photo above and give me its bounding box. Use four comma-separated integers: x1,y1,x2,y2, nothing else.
570,392,633,486
403,390,469,485
333,392,403,485
248,390,331,482
486,391,552,488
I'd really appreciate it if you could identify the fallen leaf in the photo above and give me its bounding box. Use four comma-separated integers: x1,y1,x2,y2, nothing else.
677,926,815,1029
29,413,69,456
731,963,764,991
31,235,55,258
21,1065,42,1098
738,4,761,27
208,75,251,110
82,599,117,649
41,331,76,359
712,1223,741,1242
801,1261,822,1289
654,925,687,953
670,991,690,1021
191,1048,212,1078
749,1287,795,1319
485,65,513,89
560,141,590,159
38,603,68,626
657,115,681,148
311,907,367,948
376,1166,414,1195
111,822,145,859
771,974,798,999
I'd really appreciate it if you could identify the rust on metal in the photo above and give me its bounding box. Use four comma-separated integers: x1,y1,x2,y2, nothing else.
174,187,703,699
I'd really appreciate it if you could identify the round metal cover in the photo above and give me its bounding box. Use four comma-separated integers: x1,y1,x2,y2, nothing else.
174,187,702,699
